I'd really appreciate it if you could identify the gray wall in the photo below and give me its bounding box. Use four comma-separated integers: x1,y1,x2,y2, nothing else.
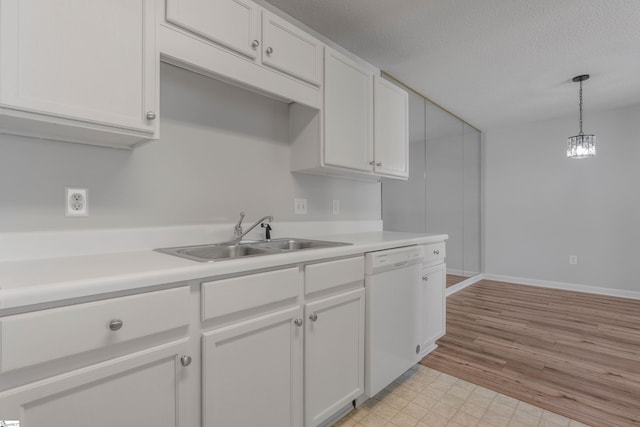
0,63,381,232
484,103,640,292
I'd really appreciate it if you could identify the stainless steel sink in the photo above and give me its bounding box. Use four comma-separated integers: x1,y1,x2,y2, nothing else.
154,238,351,262
254,238,350,251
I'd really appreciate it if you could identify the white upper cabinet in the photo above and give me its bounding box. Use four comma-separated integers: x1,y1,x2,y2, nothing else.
323,47,374,172
166,0,260,59
292,48,409,180
161,0,322,107
261,10,323,86
0,0,158,148
374,75,409,179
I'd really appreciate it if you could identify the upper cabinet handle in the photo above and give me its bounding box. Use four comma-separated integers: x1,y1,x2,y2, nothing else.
376,162,382,167
146,111,156,120
266,47,274,55
251,40,260,48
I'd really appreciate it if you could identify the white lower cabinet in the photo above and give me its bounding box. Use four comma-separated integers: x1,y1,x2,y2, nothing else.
0,339,190,427
200,257,365,427
202,306,303,427
419,263,446,357
304,288,365,427
0,257,368,427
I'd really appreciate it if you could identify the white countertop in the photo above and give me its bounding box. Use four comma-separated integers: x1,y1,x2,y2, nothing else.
0,231,447,313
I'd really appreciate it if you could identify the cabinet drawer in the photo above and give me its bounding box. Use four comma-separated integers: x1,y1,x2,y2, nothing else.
305,256,364,295
201,267,299,321
423,242,445,266
0,286,190,373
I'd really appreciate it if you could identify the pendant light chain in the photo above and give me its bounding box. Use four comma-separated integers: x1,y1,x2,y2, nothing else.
578,79,583,135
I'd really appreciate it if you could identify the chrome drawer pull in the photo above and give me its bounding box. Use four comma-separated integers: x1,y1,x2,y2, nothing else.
294,318,303,327
109,319,123,331
309,313,318,322
433,249,440,255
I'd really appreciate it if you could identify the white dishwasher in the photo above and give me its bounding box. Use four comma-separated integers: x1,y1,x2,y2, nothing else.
364,245,424,397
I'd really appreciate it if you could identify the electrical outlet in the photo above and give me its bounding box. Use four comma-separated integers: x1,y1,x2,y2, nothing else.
65,188,88,217
332,199,340,215
569,255,578,265
294,198,307,215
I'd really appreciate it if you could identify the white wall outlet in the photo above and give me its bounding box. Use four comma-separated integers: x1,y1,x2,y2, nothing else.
65,188,88,217
332,199,340,215
569,255,578,265
294,198,307,215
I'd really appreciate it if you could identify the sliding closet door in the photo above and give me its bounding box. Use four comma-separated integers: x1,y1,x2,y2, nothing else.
463,124,481,277
425,100,463,275
382,91,482,282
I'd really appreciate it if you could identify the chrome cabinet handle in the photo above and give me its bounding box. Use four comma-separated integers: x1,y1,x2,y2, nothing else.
146,111,156,120
309,313,318,322
434,249,440,255
376,162,382,167
369,161,374,165
266,47,274,55
180,355,192,367
294,318,303,327
251,40,260,48
109,319,123,331
422,275,429,282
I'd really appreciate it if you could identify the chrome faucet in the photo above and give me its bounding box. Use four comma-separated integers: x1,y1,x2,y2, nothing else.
233,212,273,241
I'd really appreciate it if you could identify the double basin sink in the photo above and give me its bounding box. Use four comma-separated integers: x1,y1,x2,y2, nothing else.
155,238,351,262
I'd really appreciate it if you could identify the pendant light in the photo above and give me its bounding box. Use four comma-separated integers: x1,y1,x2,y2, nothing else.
567,74,596,159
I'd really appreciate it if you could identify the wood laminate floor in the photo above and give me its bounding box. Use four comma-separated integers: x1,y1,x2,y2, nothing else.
420,279,640,427
446,275,468,288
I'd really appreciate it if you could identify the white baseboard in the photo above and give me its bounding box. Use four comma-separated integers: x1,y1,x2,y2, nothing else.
446,274,484,296
483,273,640,301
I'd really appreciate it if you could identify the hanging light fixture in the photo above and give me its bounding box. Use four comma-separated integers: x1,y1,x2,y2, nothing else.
567,74,596,159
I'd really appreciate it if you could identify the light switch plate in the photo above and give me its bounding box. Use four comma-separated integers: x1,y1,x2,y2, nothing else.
294,198,307,215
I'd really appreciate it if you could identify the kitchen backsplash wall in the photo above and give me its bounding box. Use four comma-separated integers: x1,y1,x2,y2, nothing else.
0,63,381,232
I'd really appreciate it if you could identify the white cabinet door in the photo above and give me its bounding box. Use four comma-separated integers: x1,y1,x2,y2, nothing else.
374,76,409,179
420,263,446,356
202,306,303,427
324,48,374,172
166,0,259,59
262,10,323,86
0,340,190,427
0,0,157,135
304,288,365,427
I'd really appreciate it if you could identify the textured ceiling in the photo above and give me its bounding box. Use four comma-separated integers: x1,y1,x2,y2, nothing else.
264,0,640,130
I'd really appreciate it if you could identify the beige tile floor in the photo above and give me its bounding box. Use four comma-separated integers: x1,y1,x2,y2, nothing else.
333,365,590,427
